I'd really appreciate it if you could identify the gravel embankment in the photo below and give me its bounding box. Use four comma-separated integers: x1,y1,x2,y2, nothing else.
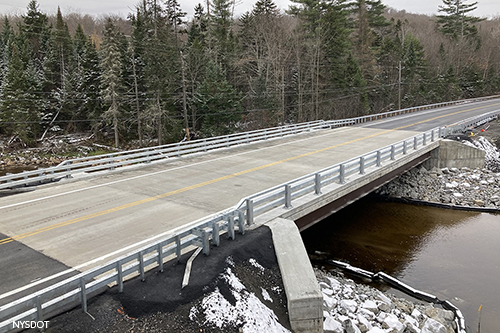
377,136,500,210
317,269,457,333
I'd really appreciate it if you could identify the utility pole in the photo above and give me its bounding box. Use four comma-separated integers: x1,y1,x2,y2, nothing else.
398,61,402,110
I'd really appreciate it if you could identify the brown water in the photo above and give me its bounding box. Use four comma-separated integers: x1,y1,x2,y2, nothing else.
301,196,500,332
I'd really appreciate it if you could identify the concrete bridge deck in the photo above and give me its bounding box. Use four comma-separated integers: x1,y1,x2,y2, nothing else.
0,98,499,304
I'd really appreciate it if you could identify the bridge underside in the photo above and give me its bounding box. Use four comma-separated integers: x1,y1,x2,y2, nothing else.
295,152,431,231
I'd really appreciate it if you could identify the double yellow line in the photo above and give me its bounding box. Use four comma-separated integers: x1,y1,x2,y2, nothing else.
1,102,498,245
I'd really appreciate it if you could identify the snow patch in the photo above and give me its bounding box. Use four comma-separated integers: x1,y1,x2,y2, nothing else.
192,267,289,333
249,258,265,272
261,288,273,302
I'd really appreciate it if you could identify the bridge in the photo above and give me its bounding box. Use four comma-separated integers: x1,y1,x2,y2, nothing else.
0,96,499,331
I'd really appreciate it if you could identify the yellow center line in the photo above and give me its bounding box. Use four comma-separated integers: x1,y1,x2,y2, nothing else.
1,103,498,245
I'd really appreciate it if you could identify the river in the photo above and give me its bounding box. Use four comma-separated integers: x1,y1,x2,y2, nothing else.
301,196,500,332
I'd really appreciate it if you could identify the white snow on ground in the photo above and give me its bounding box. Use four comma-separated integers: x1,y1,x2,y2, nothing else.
249,258,265,272
190,261,290,333
463,136,500,171
261,287,273,302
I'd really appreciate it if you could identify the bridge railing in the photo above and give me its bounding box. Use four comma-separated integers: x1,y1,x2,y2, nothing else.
2,95,499,190
1,109,498,332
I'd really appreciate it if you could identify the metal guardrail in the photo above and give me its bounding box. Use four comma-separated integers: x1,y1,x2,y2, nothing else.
0,109,498,331
2,95,499,190
445,109,499,135
0,108,498,332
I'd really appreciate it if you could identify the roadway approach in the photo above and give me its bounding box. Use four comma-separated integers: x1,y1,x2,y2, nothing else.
1,98,499,306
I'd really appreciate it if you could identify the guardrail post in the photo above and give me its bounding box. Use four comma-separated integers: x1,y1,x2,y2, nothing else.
213,221,220,246
391,145,395,160
280,127,283,137
431,129,435,142
139,252,145,281
315,173,322,194
285,184,292,208
157,244,164,272
360,157,365,174
201,229,210,255
226,136,229,147
80,278,87,313
177,143,181,157
175,235,181,261
238,210,246,234
228,216,235,240
264,129,268,140
403,141,407,155
339,164,345,184
423,133,427,146
246,199,254,225
204,139,207,152
109,156,114,170
376,151,381,167
36,296,43,322
117,262,123,292
414,137,418,150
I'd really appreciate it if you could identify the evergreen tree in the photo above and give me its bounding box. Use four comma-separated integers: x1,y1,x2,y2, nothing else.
52,7,73,88
0,33,42,144
0,18,14,87
140,0,181,144
322,0,354,89
193,61,243,136
209,0,236,68
100,18,124,147
71,24,102,131
165,0,186,27
252,0,280,16
348,0,389,81
186,8,207,132
21,0,49,62
188,4,208,46
129,6,148,145
437,0,482,40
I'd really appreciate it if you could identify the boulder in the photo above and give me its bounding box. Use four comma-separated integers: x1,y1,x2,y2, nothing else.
324,317,343,333
421,318,447,333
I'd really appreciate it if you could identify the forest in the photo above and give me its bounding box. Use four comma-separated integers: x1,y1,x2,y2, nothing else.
0,0,499,148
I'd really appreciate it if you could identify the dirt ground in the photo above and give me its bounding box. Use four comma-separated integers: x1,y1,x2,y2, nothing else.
24,226,290,333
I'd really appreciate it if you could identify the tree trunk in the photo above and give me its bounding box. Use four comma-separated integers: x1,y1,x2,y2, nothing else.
112,98,119,148
157,94,162,145
132,56,142,147
180,52,190,140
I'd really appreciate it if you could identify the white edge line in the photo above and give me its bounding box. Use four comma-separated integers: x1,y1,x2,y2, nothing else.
0,126,355,211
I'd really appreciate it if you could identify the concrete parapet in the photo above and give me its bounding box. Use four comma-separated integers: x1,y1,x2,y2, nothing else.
267,218,323,333
424,139,485,169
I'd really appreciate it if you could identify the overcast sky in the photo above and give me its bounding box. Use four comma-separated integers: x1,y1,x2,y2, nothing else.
0,0,498,19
